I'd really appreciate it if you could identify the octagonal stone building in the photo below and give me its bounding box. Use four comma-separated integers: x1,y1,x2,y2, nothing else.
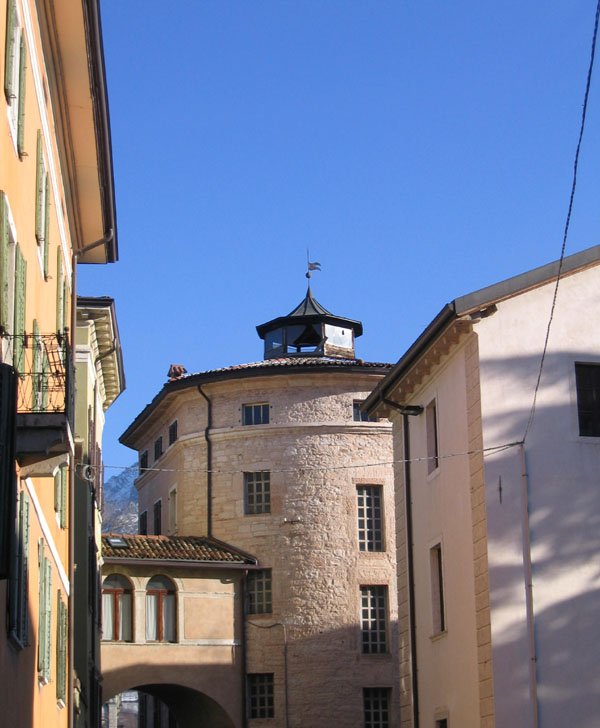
111,288,399,728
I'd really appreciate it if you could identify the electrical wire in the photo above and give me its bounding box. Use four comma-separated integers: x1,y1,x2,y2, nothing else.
523,0,600,443
96,440,522,477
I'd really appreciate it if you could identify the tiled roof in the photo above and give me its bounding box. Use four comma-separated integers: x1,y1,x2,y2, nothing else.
102,534,257,565
183,357,391,378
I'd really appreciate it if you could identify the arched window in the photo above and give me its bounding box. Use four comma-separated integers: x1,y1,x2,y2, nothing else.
146,575,176,642
101,574,133,642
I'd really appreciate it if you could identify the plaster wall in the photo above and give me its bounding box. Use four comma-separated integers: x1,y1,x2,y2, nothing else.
476,265,600,728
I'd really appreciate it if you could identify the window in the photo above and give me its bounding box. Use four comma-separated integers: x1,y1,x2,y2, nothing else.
360,586,388,654
38,539,52,683
436,720,448,728
139,510,147,535
168,488,177,534
363,687,390,728
430,543,446,634
139,450,148,473
247,673,274,719
426,399,439,474
54,463,67,528
575,363,600,436
168,420,178,446
353,400,377,422
4,0,27,157
244,471,270,514
243,403,269,425
357,485,383,552
55,248,67,334
56,591,67,704
153,499,162,535
8,490,29,646
35,131,50,279
154,436,163,461
246,569,272,614
32,319,49,411
101,574,133,642
146,575,176,642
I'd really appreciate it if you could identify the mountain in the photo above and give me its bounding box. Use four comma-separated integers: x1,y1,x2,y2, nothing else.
102,464,139,534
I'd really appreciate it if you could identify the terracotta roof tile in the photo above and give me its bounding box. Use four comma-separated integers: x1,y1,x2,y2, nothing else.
184,356,391,377
102,534,257,565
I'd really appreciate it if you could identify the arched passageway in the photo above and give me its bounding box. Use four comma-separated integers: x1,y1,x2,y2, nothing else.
103,684,235,728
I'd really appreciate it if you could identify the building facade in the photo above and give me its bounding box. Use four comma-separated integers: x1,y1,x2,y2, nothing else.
109,288,398,727
0,1,117,725
365,245,600,728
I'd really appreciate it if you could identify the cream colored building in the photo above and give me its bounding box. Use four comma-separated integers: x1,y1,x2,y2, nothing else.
365,245,600,728
108,288,398,727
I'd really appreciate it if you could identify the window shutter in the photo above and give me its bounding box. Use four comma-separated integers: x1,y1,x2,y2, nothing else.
56,592,67,702
0,364,17,579
37,539,46,673
45,559,52,681
4,0,16,101
60,464,67,529
19,491,29,644
54,469,61,513
35,131,43,242
56,248,63,333
1,193,9,331
43,174,50,277
32,319,40,410
13,244,26,374
41,350,49,411
17,34,26,157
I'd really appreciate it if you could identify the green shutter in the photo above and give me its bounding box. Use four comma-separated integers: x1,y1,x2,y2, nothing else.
62,280,68,332
56,592,66,702
19,492,30,644
44,559,52,681
13,244,26,374
60,464,67,529
1,193,9,331
41,350,49,411
43,174,50,277
32,319,40,410
35,130,43,243
54,470,60,513
17,33,26,157
4,0,16,101
56,248,63,333
37,540,45,672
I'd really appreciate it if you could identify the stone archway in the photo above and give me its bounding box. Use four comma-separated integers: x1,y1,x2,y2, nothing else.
103,684,235,728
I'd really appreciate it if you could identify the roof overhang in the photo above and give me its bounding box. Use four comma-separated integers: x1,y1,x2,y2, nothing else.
37,0,117,263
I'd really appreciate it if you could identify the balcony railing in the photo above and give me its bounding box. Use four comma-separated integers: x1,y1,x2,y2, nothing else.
2,331,75,464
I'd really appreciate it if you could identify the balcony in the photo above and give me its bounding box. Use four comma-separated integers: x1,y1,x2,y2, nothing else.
2,332,75,468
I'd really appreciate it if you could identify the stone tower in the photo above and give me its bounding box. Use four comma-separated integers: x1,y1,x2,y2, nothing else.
119,288,398,727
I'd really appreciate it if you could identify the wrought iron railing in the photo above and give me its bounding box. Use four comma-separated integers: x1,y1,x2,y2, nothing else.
1,331,74,426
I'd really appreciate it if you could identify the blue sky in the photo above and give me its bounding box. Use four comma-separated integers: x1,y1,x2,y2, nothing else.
80,1,600,472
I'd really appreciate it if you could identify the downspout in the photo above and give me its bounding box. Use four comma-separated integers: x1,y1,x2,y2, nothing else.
520,443,539,728
68,253,77,728
197,386,212,536
403,413,420,728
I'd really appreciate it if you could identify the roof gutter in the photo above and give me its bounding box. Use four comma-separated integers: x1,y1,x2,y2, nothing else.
102,558,260,570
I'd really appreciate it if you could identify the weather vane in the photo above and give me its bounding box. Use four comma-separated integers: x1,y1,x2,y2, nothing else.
306,248,321,279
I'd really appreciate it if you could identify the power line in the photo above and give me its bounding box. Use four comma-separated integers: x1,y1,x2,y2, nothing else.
98,440,522,477
523,0,600,442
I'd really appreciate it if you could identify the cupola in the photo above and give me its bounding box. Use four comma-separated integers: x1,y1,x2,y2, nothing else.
256,286,363,360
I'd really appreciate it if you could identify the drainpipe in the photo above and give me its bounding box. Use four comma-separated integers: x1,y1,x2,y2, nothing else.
197,386,212,536
68,253,77,728
403,413,420,728
520,443,539,728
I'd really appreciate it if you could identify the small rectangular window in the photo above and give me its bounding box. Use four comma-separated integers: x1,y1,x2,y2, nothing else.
357,485,383,552
246,569,272,614
426,399,439,473
247,673,274,719
575,363,600,437
139,450,148,473
363,687,390,728
153,500,162,535
360,586,388,654
154,436,163,461
430,543,446,634
436,720,448,728
139,511,147,535
168,420,178,445
243,403,269,426
168,489,177,534
244,471,271,515
353,400,377,422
